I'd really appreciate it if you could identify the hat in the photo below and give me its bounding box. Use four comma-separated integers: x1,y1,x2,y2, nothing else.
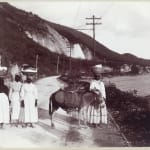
95,64,102,68
92,64,113,74
92,64,104,75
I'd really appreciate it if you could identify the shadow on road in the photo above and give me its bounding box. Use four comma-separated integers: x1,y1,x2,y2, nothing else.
38,108,128,147
65,126,84,145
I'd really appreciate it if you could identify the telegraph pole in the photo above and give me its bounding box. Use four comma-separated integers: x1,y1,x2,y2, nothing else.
0,53,1,67
35,54,39,79
86,15,101,57
66,42,74,74
56,55,60,74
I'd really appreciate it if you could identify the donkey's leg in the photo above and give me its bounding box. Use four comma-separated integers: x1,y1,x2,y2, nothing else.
81,106,88,128
50,113,54,128
83,107,88,127
49,105,59,128
78,109,81,128
49,98,55,128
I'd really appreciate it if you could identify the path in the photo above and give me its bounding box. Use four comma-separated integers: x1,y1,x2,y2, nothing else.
0,76,129,147
38,108,128,147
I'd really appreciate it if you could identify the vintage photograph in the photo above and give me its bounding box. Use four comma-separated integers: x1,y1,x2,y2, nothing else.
0,0,150,148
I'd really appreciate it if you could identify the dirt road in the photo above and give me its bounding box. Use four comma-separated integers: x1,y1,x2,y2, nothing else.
38,108,128,147
36,76,129,147
0,76,129,147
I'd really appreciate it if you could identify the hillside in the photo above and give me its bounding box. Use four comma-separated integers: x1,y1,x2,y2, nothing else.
47,21,150,66
0,2,150,76
0,2,92,75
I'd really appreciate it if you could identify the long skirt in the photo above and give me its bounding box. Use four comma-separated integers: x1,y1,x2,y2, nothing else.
19,102,38,123
19,107,25,124
24,100,38,123
81,103,107,124
0,93,10,123
10,92,20,120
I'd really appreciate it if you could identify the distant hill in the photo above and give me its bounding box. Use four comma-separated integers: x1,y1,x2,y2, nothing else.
0,2,150,76
122,53,137,59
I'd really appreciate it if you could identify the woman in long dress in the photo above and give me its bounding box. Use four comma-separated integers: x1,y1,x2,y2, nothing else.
9,74,22,126
0,77,10,128
87,74,107,127
20,76,38,127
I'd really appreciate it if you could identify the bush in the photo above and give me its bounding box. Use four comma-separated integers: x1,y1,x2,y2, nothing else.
106,84,150,146
130,65,139,74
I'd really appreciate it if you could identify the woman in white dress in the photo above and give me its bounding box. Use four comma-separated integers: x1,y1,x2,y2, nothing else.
0,77,10,128
20,76,38,127
87,74,107,127
9,75,22,126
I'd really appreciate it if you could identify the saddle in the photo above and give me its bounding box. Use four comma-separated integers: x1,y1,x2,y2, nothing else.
63,91,80,108
55,89,81,108
64,85,79,93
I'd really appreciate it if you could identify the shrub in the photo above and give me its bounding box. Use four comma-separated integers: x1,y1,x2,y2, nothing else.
106,84,150,146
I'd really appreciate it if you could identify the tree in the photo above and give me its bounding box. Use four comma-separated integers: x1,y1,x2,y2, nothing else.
131,65,139,74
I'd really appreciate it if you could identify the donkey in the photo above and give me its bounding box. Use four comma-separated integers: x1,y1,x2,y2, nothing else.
49,87,103,127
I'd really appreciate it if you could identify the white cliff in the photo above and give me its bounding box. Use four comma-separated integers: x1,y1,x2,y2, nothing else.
25,24,92,60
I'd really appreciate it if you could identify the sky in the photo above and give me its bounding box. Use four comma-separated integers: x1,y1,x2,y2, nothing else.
6,0,150,59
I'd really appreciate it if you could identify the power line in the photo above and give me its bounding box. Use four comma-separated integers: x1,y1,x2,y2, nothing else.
101,2,115,18
73,2,81,27
74,28,92,31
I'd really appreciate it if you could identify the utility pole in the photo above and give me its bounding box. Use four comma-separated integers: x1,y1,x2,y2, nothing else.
0,53,1,67
56,55,60,74
61,55,64,73
86,15,101,57
35,54,39,79
66,42,74,74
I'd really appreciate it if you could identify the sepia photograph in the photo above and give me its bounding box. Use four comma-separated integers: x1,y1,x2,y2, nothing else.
0,0,150,148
